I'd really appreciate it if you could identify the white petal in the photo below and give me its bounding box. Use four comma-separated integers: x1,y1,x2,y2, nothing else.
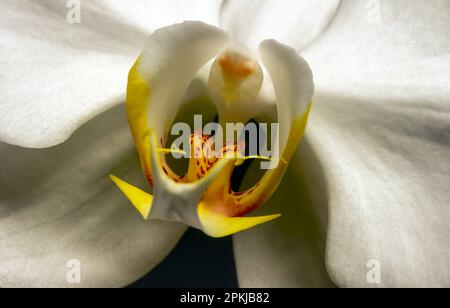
309,92,450,288
106,0,223,30
136,21,230,139
303,1,450,287
259,39,314,154
305,0,450,99
0,105,186,287
233,151,335,288
220,0,340,51
0,0,221,148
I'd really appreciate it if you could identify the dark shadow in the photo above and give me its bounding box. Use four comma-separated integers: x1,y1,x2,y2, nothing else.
128,228,238,288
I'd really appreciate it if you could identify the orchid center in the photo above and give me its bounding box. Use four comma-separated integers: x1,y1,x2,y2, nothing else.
110,21,314,238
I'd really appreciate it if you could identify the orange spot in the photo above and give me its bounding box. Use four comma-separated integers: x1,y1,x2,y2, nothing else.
218,53,255,79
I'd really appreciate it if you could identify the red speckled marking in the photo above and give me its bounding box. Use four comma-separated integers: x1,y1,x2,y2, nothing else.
153,132,265,217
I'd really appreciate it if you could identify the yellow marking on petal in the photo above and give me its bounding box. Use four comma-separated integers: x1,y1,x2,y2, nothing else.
282,101,313,162
110,175,153,219
198,202,281,238
127,57,152,181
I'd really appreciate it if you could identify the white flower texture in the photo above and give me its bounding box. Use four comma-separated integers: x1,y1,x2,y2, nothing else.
0,0,449,288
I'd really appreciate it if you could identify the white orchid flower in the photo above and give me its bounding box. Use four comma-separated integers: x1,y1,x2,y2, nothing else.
0,0,449,288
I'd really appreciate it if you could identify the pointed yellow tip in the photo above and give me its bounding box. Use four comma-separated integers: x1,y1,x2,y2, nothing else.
198,202,281,238
110,175,153,220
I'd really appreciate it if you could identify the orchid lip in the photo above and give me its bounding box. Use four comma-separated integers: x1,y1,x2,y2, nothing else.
110,21,314,237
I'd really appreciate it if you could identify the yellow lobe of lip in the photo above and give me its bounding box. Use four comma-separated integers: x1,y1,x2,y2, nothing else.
198,202,281,238
110,175,153,219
